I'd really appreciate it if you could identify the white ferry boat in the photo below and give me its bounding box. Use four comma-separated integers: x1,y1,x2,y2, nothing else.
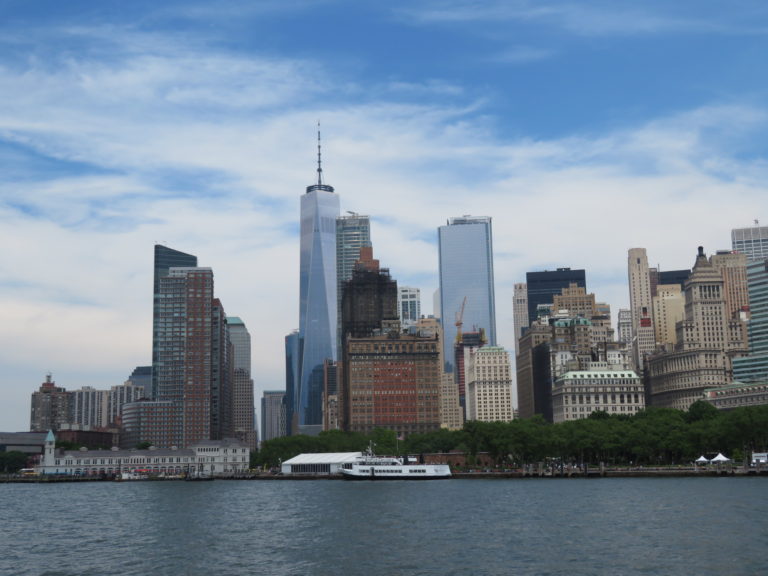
340,445,451,480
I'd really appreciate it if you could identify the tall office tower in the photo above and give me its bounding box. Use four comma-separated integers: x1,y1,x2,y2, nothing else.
68,387,109,428
515,321,556,420
711,251,750,320
525,268,586,326
465,346,514,422
340,247,399,340
210,298,232,440
227,317,256,450
125,366,152,399
512,283,529,355
284,330,300,436
108,381,145,426
628,248,656,372
438,216,496,372
398,286,421,329
297,131,340,435
617,309,632,344
652,284,684,350
30,374,69,431
732,222,768,261
646,247,749,409
336,213,372,340
345,332,441,436
154,267,215,447
340,247,400,429
261,390,287,443
152,245,197,399
732,258,768,383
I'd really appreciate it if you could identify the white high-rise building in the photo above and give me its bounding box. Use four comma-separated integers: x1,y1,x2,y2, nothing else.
732,223,768,262
465,346,514,422
398,286,421,329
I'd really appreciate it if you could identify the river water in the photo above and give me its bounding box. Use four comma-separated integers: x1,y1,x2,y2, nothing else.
2,477,766,576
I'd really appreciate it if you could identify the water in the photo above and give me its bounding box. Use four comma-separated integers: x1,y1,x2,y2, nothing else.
2,478,766,576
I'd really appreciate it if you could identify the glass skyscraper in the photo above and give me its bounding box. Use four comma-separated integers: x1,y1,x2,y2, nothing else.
732,224,768,262
336,213,372,345
297,141,340,434
438,216,496,372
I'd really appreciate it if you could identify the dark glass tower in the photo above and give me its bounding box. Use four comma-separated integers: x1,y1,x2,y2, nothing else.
525,268,586,325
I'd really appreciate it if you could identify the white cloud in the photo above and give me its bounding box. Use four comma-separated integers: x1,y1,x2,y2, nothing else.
1,17,766,431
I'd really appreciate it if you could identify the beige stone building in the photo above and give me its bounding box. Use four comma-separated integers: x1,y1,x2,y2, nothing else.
465,346,514,422
440,372,464,430
628,248,656,371
646,247,749,410
552,368,644,423
653,283,684,350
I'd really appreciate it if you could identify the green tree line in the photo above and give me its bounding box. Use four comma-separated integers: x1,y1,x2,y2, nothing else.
253,402,768,468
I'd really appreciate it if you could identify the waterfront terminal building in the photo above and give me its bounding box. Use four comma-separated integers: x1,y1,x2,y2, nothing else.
36,431,249,477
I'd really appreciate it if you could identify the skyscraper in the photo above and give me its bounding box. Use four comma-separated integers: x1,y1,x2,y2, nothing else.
627,248,655,371
732,222,768,262
438,216,496,372
733,258,768,383
261,390,286,442
525,268,586,327
336,213,372,332
512,282,529,355
152,245,197,400
297,131,340,435
227,317,256,449
398,286,421,329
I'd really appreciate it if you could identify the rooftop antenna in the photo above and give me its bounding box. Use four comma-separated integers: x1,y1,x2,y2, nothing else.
317,121,323,186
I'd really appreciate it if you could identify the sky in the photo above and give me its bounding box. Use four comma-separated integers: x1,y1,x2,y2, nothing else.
1,0,767,432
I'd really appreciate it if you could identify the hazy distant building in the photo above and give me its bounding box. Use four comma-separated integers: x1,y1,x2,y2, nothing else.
438,216,496,372
465,346,514,422
125,366,151,399
228,317,256,450
646,247,749,410
398,286,421,329
69,387,109,428
732,223,768,262
108,381,145,427
261,390,286,443
30,374,69,432
617,309,632,344
284,330,300,436
297,133,340,435
711,251,750,319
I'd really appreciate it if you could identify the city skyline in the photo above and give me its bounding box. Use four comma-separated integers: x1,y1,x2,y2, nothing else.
2,2,768,431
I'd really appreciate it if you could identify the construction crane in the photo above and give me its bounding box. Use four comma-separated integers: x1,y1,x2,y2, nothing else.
455,296,467,343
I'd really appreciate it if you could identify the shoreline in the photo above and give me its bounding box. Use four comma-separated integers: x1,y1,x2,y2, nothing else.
3,466,766,483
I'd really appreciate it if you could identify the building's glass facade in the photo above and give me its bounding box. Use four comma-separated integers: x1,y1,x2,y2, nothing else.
438,216,496,372
732,225,768,262
284,330,300,436
298,182,340,434
336,213,372,346
733,258,768,382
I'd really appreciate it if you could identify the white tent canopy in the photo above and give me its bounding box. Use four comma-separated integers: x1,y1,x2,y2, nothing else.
711,453,730,462
695,455,709,463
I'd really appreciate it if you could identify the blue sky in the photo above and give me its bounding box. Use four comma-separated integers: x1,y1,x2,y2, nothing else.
1,1,767,431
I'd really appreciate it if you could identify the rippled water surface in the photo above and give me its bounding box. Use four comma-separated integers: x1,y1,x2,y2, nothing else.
2,477,767,576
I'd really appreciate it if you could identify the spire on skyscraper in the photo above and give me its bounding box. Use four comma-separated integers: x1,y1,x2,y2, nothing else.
307,123,334,194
